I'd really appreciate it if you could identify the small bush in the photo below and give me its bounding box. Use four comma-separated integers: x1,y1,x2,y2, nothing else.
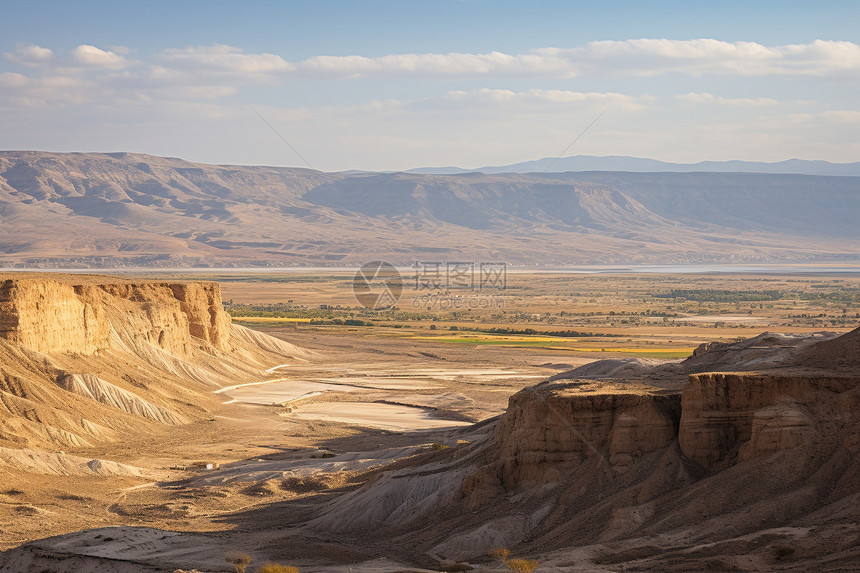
258,563,299,573
488,549,539,573
505,559,539,573
225,552,252,573
281,476,326,493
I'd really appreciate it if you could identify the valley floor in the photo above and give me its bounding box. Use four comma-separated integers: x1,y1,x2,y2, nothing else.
0,329,568,569
2,272,860,572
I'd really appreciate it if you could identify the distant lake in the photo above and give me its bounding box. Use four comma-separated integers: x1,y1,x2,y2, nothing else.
508,264,860,274
6,264,860,274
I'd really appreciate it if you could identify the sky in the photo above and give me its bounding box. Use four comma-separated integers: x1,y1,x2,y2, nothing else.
1,0,859,172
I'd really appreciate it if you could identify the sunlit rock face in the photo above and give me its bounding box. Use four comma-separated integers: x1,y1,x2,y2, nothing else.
0,278,230,356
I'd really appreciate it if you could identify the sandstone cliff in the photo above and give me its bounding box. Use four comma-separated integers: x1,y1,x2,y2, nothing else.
307,330,860,569
0,277,230,356
0,274,309,451
679,371,858,468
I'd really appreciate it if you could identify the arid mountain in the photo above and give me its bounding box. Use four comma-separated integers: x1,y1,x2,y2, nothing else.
1,151,860,267
409,154,860,176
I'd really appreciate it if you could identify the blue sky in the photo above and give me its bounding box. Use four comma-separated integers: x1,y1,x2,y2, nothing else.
2,1,859,171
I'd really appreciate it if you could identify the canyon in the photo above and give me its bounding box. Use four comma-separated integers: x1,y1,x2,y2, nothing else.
0,274,858,571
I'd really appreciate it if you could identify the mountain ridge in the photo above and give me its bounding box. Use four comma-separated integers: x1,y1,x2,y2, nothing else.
407,154,860,176
1,150,860,267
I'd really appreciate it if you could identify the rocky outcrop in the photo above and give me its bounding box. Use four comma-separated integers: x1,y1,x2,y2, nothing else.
307,329,860,565
0,277,230,356
489,387,680,487
0,273,309,451
0,279,110,354
678,372,858,468
551,331,838,391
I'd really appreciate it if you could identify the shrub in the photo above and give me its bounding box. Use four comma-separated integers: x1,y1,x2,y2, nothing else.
258,564,299,573
225,552,252,573
505,559,539,573
488,549,539,573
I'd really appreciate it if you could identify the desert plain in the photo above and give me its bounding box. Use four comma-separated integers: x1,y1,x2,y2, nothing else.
0,269,859,572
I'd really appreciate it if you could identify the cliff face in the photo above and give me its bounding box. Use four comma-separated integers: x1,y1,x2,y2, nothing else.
0,279,110,354
0,278,230,356
679,372,858,468
310,351,860,563
0,274,308,451
489,387,680,486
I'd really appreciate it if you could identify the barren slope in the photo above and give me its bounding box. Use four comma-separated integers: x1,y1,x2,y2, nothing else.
0,273,310,452
293,329,860,571
1,273,859,571
2,151,860,266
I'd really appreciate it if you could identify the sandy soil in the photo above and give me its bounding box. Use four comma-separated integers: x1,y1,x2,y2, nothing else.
291,402,474,431
3,272,858,572
0,326,567,560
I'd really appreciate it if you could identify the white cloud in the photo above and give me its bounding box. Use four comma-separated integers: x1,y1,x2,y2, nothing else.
71,45,127,69
2,39,860,168
570,39,860,78
444,88,647,111
820,110,860,123
299,50,571,78
0,72,29,88
290,39,860,79
677,92,780,106
4,43,53,65
160,44,294,76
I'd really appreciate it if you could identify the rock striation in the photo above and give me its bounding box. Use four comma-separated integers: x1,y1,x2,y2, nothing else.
308,328,860,566
0,277,229,356
0,279,109,354
0,273,309,451
678,372,857,468
475,386,680,490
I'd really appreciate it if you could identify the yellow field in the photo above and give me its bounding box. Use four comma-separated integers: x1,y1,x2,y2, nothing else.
231,316,312,323
129,269,860,358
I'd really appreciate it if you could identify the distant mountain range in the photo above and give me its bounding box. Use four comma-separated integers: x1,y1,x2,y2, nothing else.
1,151,859,268
407,155,860,176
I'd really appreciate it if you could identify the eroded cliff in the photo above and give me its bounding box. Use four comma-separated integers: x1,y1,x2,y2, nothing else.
308,330,860,567
679,371,859,468
0,277,230,356
0,274,309,450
